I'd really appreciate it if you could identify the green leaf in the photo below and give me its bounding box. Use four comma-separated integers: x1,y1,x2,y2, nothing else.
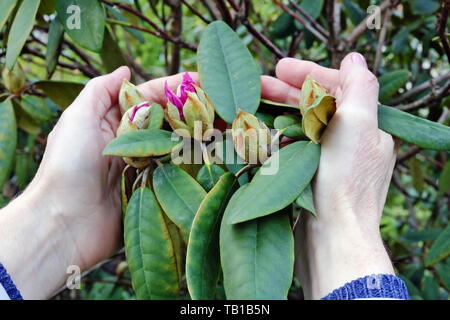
295,184,316,217
270,11,296,39
421,271,440,300
274,114,303,139
425,224,450,267
121,169,128,215
411,0,440,15
100,26,128,73
198,21,261,124
12,100,41,135
34,80,84,109
408,157,424,194
46,18,64,77
378,105,450,151
438,161,450,195
220,185,294,299
148,103,164,129
38,0,56,15
6,0,41,70
299,0,324,19
403,228,442,242
56,0,105,52
153,164,207,241
399,275,422,299
21,95,53,122
196,164,226,192
435,259,450,291
103,129,181,157
0,100,17,189
255,112,274,128
216,136,248,186
0,0,17,31
186,173,236,300
379,70,409,103
260,99,298,110
106,5,144,43
227,141,320,224
124,187,180,299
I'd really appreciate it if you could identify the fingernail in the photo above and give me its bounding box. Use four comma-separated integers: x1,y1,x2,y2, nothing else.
351,53,367,68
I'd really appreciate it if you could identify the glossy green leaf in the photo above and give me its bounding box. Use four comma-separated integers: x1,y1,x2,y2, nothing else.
425,224,450,267
411,0,440,15
270,11,296,39
153,164,207,241
378,105,450,151
255,112,274,128
379,70,409,103
0,0,17,31
228,141,320,224
421,271,440,300
403,228,442,242
103,129,181,157
38,0,56,15
299,0,324,19
260,99,298,110
166,219,184,285
124,186,180,299
46,18,64,77
15,151,37,190
6,0,41,70
198,21,261,124
438,161,450,195
121,168,128,215
216,135,248,186
13,101,41,135
34,80,84,109
399,275,422,299
196,164,226,192
106,5,144,43
221,185,294,299
0,100,17,189
408,157,424,194
295,184,316,217
21,95,53,122
187,173,236,300
100,26,128,73
435,259,450,291
148,103,165,129
56,0,105,52
274,114,303,139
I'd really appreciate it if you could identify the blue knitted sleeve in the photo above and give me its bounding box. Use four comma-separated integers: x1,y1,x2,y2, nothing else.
321,274,410,300
0,263,23,300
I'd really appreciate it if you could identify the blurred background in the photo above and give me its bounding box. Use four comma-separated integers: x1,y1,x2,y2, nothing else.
0,0,449,300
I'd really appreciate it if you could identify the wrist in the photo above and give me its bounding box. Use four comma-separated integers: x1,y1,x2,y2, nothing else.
0,180,79,299
295,211,395,299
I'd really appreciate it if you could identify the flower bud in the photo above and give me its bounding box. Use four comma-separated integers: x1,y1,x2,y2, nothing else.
117,102,152,168
299,75,336,143
232,109,272,164
118,79,145,115
2,63,26,95
165,73,215,141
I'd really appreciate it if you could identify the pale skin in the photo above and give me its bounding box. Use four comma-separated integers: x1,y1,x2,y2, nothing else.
0,52,396,299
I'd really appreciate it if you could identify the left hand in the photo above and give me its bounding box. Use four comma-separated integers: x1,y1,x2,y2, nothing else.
0,67,198,299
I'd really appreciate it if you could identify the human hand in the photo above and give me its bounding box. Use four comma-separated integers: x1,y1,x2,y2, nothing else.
261,52,397,299
0,67,198,299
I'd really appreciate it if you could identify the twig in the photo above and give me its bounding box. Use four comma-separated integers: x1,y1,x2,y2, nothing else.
397,80,450,111
346,0,392,44
199,0,222,20
437,1,450,62
273,0,328,44
373,7,392,75
391,71,450,105
181,0,211,24
288,0,329,37
215,0,233,26
288,32,303,57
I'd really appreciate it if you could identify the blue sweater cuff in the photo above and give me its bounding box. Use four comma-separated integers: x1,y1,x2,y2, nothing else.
0,263,23,300
321,274,410,300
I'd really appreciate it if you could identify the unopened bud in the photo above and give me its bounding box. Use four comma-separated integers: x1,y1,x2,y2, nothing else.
118,79,145,115
2,63,26,95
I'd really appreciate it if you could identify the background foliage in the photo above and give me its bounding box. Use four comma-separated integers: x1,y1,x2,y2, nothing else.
0,0,449,300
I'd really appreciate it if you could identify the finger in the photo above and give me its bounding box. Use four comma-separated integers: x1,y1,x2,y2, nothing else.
137,72,199,105
338,52,379,119
275,58,339,93
72,66,131,117
261,75,301,105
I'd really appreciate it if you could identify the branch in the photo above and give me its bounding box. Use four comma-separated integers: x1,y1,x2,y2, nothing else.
288,0,329,37
391,71,450,104
101,0,197,51
397,80,450,111
346,0,392,44
437,1,450,62
199,0,222,20
215,0,233,26
373,7,392,74
181,0,211,24
273,0,328,44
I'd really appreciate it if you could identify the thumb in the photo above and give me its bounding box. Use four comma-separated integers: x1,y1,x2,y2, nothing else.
337,52,379,123
71,66,131,116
